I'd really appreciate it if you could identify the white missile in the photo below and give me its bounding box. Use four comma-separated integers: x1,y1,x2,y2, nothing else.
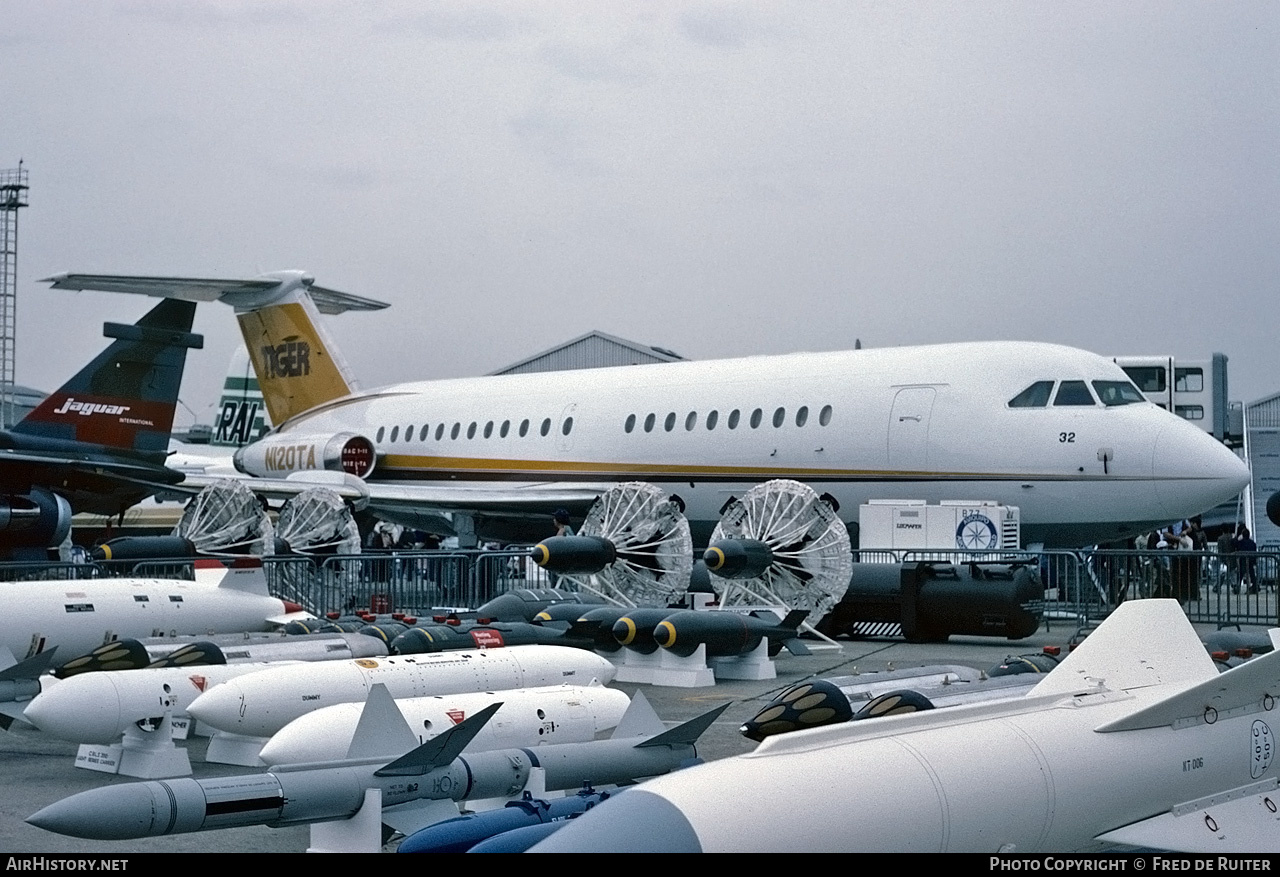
27,685,726,851
258,682,631,764
22,661,301,743
188,645,618,738
533,600,1280,854
0,558,312,668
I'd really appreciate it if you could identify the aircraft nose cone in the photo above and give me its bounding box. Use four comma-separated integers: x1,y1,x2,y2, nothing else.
527,789,703,853
1152,419,1250,518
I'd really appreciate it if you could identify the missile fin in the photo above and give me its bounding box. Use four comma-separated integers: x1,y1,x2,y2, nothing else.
776,609,808,630
1028,599,1217,698
344,683,418,760
0,647,58,682
1095,779,1280,852
1097,647,1280,732
375,702,501,776
782,638,811,657
610,690,666,740
635,702,731,749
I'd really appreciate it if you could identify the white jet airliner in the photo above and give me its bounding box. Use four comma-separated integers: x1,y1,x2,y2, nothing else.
42,270,1250,548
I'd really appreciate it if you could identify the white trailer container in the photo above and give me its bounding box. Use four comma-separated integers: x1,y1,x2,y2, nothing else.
859,500,1020,551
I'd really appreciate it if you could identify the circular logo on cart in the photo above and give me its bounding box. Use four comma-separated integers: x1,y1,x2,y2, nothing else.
957,513,999,550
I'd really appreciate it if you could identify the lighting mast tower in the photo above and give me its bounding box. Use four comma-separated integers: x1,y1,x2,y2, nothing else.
0,162,28,429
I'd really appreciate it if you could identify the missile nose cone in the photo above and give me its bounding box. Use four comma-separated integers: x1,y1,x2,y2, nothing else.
24,676,123,743
187,681,242,731
528,790,703,853
28,784,164,840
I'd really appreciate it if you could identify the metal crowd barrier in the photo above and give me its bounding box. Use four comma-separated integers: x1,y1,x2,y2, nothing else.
0,546,1273,631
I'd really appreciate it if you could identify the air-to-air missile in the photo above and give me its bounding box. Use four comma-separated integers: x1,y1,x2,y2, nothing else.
258,681,631,764
0,557,311,669
186,645,617,739
28,684,728,852
532,600,1280,853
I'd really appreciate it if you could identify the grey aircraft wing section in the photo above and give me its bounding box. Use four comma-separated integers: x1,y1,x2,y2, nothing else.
41,273,389,315
163,471,611,517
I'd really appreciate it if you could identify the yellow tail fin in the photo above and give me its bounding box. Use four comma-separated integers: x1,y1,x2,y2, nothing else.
237,297,357,425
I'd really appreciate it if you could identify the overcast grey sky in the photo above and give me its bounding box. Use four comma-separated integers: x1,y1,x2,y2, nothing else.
4,2,1277,425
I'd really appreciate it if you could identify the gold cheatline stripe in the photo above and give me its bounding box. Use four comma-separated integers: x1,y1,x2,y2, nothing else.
380,454,995,479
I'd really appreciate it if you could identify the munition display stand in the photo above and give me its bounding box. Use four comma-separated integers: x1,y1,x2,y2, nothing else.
74,712,192,779
205,730,269,767
612,644,716,688
708,638,776,681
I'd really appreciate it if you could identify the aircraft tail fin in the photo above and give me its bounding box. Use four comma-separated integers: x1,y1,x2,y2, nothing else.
234,291,360,426
1028,599,1218,698
210,346,270,447
41,271,388,427
11,298,202,456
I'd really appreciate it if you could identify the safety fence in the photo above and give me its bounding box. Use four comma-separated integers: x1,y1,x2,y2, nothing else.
0,547,1274,631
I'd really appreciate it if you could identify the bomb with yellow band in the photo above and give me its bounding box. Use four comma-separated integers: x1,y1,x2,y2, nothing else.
529,535,617,575
652,609,810,659
702,539,774,579
610,608,679,655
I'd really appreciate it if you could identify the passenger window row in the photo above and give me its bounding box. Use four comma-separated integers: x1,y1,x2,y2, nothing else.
623,405,834,434
374,416,572,445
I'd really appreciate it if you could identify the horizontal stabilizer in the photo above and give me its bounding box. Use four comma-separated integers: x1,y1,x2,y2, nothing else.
636,702,730,749
1029,599,1217,698
1096,779,1280,852
42,272,389,315
376,702,501,776
1097,646,1280,732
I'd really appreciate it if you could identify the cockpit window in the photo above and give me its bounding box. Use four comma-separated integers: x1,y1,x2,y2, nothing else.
1054,381,1095,406
1091,380,1145,407
1008,381,1054,408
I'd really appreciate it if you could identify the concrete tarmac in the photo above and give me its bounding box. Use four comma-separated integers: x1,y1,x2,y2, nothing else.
0,616,1239,854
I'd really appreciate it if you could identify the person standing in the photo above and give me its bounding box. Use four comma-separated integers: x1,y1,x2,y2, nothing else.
1233,526,1258,594
547,509,575,587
